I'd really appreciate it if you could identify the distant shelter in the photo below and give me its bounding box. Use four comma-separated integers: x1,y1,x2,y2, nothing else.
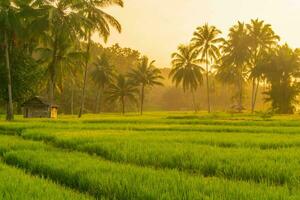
22,96,58,119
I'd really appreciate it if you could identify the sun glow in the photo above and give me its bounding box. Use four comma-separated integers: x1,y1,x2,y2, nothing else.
96,0,300,67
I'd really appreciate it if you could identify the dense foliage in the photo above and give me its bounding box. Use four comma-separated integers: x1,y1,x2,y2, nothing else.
260,45,300,113
172,19,300,114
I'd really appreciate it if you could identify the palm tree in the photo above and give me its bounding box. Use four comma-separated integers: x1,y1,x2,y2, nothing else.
128,56,164,115
191,24,223,113
169,44,204,112
0,0,23,121
73,0,123,118
221,22,252,112
106,74,139,115
0,0,49,120
246,19,280,113
91,53,115,113
37,0,85,104
36,37,84,112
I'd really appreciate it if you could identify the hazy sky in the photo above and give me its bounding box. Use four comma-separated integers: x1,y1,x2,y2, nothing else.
95,0,300,67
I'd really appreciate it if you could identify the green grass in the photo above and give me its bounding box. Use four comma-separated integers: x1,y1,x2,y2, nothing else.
1,112,300,199
21,128,300,149
0,135,51,155
4,149,296,200
0,162,93,200
18,129,300,186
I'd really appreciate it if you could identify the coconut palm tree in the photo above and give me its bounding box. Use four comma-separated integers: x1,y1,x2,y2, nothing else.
0,0,23,121
91,53,115,113
73,0,124,118
0,0,50,121
37,37,84,97
247,19,280,113
37,0,85,104
106,74,139,115
191,24,223,113
169,44,204,112
128,56,164,115
221,22,252,112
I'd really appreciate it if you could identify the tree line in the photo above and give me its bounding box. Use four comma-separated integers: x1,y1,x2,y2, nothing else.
0,0,164,121
170,19,300,114
1,1,300,121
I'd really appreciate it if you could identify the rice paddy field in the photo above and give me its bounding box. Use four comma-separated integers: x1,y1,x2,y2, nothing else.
1,112,300,199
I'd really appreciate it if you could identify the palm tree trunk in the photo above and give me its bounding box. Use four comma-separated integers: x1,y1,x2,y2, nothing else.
253,78,260,112
140,84,145,115
49,37,58,104
4,31,13,121
192,91,197,113
238,66,243,113
251,78,256,113
121,96,125,115
49,34,59,104
78,30,91,118
205,53,211,113
49,81,53,104
239,81,243,113
251,77,260,113
71,81,74,115
251,51,259,113
99,86,104,113
95,85,100,113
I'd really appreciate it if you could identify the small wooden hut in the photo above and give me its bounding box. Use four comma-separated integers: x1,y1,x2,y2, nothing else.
22,96,58,119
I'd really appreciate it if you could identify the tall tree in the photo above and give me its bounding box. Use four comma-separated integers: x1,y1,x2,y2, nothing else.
91,53,115,113
260,45,300,114
191,24,223,113
106,74,138,115
169,44,204,112
0,0,23,121
37,0,84,104
74,0,123,118
0,0,51,119
128,56,164,115
105,44,141,74
247,19,280,113
37,37,84,96
221,22,252,112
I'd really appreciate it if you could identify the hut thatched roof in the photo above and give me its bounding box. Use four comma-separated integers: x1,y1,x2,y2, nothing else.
22,96,58,108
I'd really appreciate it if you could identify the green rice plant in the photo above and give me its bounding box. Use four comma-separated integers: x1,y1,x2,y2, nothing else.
4,150,296,200
1,113,300,199
76,141,300,186
0,162,94,200
11,128,300,186
5,132,300,187
4,114,300,135
10,122,300,135
0,135,50,155
21,128,300,149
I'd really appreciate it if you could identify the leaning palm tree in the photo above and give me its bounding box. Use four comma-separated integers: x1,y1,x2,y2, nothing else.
169,44,204,112
106,74,139,115
128,56,164,115
91,53,115,113
73,0,124,118
221,22,252,112
246,19,280,113
191,24,223,113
